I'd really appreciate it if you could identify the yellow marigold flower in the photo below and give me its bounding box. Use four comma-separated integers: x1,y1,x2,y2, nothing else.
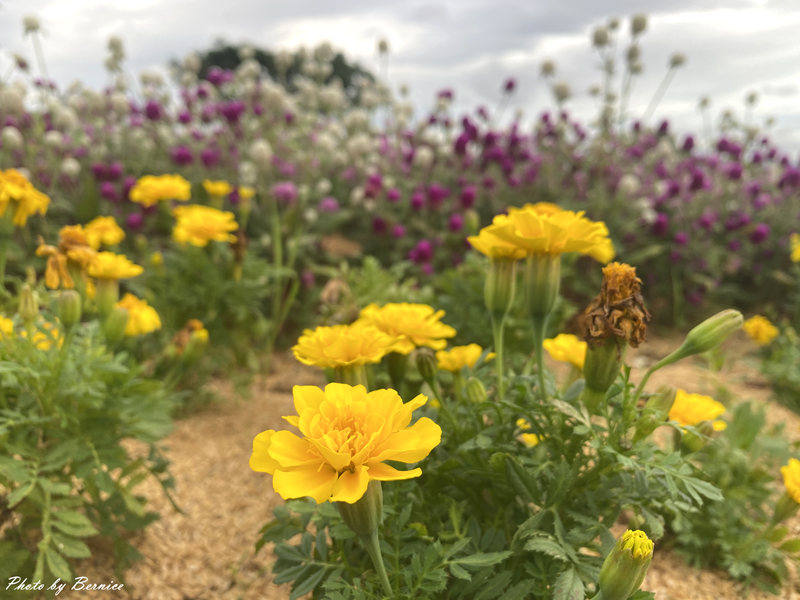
172,204,238,247
249,383,442,503
781,458,800,504
516,418,540,447
792,233,800,263
0,316,13,337
487,203,615,262
543,333,587,369
117,293,161,336
436,344,494,372
239,186,256,200
669,389,726,430
0,169,50,226
84,216,125,249
202,179,233,198
87,252,143,280
292,321,399,368
357,303,456,354
36,225,98,289
467,226,526,260
20,321,62,350
129,174,191,207
743,315,778,346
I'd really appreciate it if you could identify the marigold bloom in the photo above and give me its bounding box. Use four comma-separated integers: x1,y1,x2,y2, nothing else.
117,293,161,336
467,226,526,260
0,316,13,337
781,458,800,504
239,186,256,200
435,344,494,372
249,383,442,503
579,262,650,348
36,225,97,289
357,303,456,354
129,174,191,207
19,321,62,350
791,233,800,263
486,203,615,262
543,334,587,369
516,418,540,447
292,322,399,369
202,179,233,198
0,168,50,226
88,252,143,280
668,389,726,430
743,315,778,346
84,216,125,249
172,204,238,247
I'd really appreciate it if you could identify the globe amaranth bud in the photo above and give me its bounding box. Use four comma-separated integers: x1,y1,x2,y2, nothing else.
57,290,82,329
484,258,517,318
597,529,653,600
465,376,487,404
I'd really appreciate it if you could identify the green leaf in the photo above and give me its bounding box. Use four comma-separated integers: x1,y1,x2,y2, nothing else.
524,536,568,561
6,481,35,508
454,551,512,568
449,562,471,580
778,538,800,553
44,548,72,582
51,533,91,559
52,511,98,537
289,566,328,599
552,567,584,600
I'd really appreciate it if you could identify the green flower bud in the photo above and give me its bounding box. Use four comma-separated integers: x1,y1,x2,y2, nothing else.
524,254,561,318
463,209,480,234
18,284,38,324
465,376,487,404
57,290,82,329
598,529,653,600
415,349,438,385
484,258,517,317
633,388,676,442
103,306,129,343
336,480,383,537
657,310,743,370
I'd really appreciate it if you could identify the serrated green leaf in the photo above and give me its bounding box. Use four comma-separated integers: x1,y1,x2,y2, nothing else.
524,536,568,561
553,567,584,600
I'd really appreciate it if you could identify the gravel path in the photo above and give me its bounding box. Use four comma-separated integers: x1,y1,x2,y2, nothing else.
60,335,799,599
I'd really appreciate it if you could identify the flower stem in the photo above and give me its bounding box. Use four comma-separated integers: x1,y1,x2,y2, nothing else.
491,313,506,397
363,529,393,597
531,315,548,402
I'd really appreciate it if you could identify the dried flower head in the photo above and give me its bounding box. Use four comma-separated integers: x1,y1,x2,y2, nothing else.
579,262,650,347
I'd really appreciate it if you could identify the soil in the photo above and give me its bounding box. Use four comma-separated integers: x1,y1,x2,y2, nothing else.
60,334,800,599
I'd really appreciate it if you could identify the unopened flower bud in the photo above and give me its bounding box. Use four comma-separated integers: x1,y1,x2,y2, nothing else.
415,349,438,385
18,284,38,324
95,278,119,316
663,310,743,367
592,27,610,48
465,377,487,404
580,339,623,412
633,388,676,442
598,529,653,600
669,53,686,68
57,290,82,329
631,14,648,36
103,306,129,343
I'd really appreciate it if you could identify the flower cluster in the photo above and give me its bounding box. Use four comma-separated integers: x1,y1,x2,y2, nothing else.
0,168,50,226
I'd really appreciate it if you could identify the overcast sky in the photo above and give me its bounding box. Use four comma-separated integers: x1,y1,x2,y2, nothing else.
2,0,800,151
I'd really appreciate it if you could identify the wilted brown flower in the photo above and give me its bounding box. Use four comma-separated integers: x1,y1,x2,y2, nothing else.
579,262,650,348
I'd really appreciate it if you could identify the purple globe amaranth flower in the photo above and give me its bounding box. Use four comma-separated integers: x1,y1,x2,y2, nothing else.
698,211,717,230
426,183,450,208
126,212,144,230
459,185,476,209
272,181,298,205
669,250,682,263
726,162,743,180
674,231,689,246
750,223,770,244
454,132,470,155
178,110,192,124
682,135,695,152
410,191,425,211
318,197,339,213
170,145,193,166
752,192,770,210
228,188,241,206
652,213,669,236
503,77,516,93
99,181,119,202
725,211,750,231
391,224,406,238
284,112,295,125
201,146,220,167
437,88,454,101
448,214,464,232
728,239,742,252
301,269,315,288
107,162,123,181
91,163,108,180
421,263,434,276
386,187,401,203
657,120,669,135
219,100,246,124
372,217,387,234
206,66,231,87
408,239,433,263
144,100,163,121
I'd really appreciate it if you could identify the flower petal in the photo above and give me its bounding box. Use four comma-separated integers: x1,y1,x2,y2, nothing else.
249,430,279,474
273,464,338,503
368,462,422,481
292,385,325,417
268,430,320,468
372,417,442,463
330,466,370,503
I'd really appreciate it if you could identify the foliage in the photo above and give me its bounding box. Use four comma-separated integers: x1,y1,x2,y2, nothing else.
760,326,800,413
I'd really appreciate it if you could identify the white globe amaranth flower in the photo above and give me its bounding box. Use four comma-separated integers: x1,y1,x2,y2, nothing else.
318,84,346,111
110,92,130,114
618,174,640,196
60,157,81,177
377,39,389,55
350,186,365,205
23,15,41,34
669,53,686,68
249,139,273,170
183,52,201,73
239,160,257,186
0,87,25,115
316,179,332,195
237,58,261,81
540,59,556,77
2,126,23,150
45,130,63,149
315,132,338,154
631,14,648,36
414,146,435,169
344,109,370,131
15,167,32,180
592,27,610,48
553,81,571,102
313,42,335,63
239,45,256,60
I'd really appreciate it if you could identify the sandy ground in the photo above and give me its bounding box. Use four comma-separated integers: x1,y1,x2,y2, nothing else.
56,334,799,599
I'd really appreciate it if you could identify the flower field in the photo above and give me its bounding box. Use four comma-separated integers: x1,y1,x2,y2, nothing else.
1,11,800,600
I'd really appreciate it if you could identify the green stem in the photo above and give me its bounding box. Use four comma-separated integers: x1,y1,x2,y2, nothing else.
363,529,392,597
491,314,506,397
531,315,548,402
